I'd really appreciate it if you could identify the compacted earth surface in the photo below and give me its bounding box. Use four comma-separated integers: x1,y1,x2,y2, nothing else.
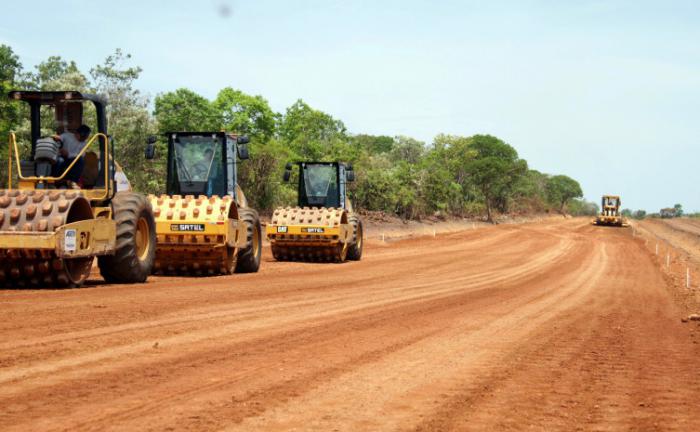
635,217,700,315
1,218,699,431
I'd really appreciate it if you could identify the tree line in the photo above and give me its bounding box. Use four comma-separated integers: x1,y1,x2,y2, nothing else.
0,45,595,221
621,204,692,220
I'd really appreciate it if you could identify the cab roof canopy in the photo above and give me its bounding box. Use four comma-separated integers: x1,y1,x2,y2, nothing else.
165,131,243,140
8,90,107,107
7,90,108,150
292,161,351,168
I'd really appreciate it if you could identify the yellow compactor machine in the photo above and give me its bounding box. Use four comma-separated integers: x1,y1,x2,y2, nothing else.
594,195,628,227
0,90,156,287
144,132,261,275
266,162,363,262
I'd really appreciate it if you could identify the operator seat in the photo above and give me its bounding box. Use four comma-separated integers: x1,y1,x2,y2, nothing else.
81,151,99,188
34,137,60,177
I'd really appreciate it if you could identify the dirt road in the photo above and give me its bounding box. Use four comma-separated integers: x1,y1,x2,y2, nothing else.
1,219,698,431
663,218,700,238
634,217,700,315
638,218,700,259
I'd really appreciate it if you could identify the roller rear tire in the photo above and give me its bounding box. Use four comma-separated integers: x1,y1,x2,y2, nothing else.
235,207,262,273
98,192,156,283
346,215,363,261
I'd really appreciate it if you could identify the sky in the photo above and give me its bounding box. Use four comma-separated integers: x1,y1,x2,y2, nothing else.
1,0,698,212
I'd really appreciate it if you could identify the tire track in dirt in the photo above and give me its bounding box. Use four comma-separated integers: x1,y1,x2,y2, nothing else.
2,219,697,431
51,228,588,432
0,234,572,401
0,221,577,431
225,229,604,431
414,225,700,431
664,218,700,237
0,222,520,340
0,226,567,384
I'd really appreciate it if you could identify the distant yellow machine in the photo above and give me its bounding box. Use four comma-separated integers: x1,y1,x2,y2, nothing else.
594,195,628,227
266,162,363,262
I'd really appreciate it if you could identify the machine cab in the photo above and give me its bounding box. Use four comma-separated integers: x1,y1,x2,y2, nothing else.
7,90,113,196
284,161,355,209
601,195,620,216
154,131,249,198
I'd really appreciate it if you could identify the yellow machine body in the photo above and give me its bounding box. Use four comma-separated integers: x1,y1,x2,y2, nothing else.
596,215,623,226
147,131,262,275
1,132,120,286
150,193,250,274
266,161,363,263
593,194,628,227
1,91,157,287
265,207,352,250
266,196,362,262
0,194,115,258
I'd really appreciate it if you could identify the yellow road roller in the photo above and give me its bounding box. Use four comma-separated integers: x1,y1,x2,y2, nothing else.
0,90,156,287
144,132,261,275
266,161,363,262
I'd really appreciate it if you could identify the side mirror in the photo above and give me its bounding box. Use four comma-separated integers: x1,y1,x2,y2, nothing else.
145,135,157,160
237,144,250,160
237,136,250,145
283,163,292,182
346,169,355,182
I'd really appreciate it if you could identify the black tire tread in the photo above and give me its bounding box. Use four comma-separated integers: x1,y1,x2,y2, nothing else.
235,207,262,273
98,192,156,283
346,214,363,261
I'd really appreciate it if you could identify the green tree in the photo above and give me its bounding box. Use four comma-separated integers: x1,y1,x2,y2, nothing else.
154,88,220,133
213,88,286,210
214,87,277,140
0,45,24,187
420,134,482,215
512,169,549,213
350,134,394,155
31,56,89,91
545,175,583,214
465,135,528,222
673,203,683,217
568,199,599,216
421,150,460,214
279,99,348,160
0,45,22,136
391,135,425,164
352,154,402,213
241,138,292,210
632,209,647,220
392,160,428,219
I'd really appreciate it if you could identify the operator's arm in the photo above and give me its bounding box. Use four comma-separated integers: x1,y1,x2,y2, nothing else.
53,134,68,157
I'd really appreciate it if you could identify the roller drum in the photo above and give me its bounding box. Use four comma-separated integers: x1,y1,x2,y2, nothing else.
269,206,349,263
149,194,237,276
0,190,95,287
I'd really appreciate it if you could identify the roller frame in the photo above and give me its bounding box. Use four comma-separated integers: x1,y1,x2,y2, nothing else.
155,218,249,249
265,224,349,246
0,218,116,258
149,194,253,274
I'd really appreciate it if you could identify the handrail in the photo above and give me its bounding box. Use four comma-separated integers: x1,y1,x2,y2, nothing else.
7,132,13,188
8,132,111,201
